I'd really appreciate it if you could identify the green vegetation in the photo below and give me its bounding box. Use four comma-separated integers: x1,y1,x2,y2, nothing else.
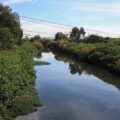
70,27,86,42
33,41,43,50
30,35,41,42
0,27,14,49
53,51,120,90
0,5,45,120
83,34,109,43
55,32,67,40
44,38,120,75
0,4,23,47
0,42,41,120
0,2,120,119
42,26,120,75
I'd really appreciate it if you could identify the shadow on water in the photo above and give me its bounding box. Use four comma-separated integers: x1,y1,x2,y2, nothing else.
53,51,120,90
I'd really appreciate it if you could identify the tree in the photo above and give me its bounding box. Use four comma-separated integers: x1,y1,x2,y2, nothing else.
70,27,80,42
34,35,41,40
70,27,86,42
79,27,86,40
55,32,66,40
0,4,23,44
0,27,14,49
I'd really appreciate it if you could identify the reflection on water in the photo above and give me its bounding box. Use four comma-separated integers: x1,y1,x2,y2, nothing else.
34,52,120,120
69,63,82,75
54,51,120,90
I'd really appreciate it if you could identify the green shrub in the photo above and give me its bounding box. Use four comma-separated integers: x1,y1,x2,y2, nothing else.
57,39,69,49
8,87,41,117
0,28,14,49
111,38,120,45
33,41,43,50
55,32,67,40
43,39,120,74
0,42,40,119
88,45,120,68
80,47,95,56
84,34,107,43
114,59,120,72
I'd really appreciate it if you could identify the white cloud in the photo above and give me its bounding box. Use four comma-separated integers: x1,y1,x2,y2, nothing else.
2,0,37,5
21,20,120,38
51,1,120,12
4,0,119,38
21,20,71,38
85,16,104,21
85,25,120,37
63,1,120,16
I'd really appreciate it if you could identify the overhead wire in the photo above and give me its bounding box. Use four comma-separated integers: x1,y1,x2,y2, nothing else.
20,15,120,37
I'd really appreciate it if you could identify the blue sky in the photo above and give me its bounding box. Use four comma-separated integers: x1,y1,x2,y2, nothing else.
1,0,120,37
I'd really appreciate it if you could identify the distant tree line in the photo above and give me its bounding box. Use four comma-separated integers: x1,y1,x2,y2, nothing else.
55,27,109,43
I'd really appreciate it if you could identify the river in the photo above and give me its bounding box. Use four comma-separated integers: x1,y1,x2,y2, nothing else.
16,52,120,120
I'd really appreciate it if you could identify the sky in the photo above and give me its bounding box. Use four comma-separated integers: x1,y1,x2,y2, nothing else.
1,0,120,37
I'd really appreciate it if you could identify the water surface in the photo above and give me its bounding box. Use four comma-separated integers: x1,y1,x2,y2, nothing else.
17,52,120,120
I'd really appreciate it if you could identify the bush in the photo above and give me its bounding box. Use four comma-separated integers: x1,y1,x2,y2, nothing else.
8,87,41,117
114,59,120,72
0,28,14,49
55,32,67,40
0,42,40,119
57,39,69,48
88,45,120,68
33,41,43,50
84,34,106,43
43,39,120,74
80,47,95,56
111,38,120,45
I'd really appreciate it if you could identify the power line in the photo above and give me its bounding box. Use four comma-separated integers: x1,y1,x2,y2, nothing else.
20,15,120,37
24,29,70,34
20,16,72,28
21,17,71,30
86,29,120,36
24,30,55,35
24,30,70,37
23,33,55,39
24,33,34,37
21,18,66,29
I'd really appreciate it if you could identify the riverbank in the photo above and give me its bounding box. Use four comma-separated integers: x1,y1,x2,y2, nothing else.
0,42,42,120
42,39,120,75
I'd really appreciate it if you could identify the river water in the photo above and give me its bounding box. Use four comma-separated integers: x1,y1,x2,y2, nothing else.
17,52,120,120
